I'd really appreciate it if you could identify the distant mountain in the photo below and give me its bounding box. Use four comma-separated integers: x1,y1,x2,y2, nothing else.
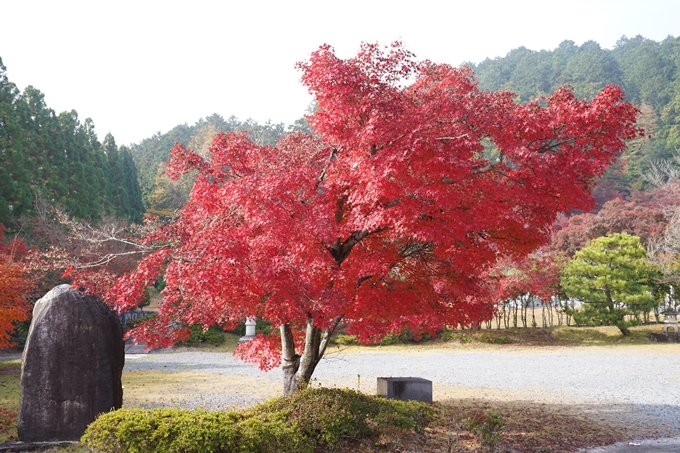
0,58,144,227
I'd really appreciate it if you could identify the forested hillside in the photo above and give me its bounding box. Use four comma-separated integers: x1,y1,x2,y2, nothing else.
130,113,308,213
0,58,144,227
471,35,680,199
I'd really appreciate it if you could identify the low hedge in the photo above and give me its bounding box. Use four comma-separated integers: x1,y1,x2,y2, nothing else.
81,407,303,453
82,387,433,453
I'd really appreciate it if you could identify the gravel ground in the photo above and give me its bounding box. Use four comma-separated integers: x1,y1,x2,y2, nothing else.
124,344,680,440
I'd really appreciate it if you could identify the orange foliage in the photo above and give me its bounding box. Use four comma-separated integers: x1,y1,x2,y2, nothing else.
0,225,32,349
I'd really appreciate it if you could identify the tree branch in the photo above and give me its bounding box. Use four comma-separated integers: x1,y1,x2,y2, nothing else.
435,134,468,141
326,227,389,265
318,316,343,359
472,149,505,175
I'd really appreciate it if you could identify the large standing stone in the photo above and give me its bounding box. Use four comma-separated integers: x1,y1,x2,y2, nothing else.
18,284,124,441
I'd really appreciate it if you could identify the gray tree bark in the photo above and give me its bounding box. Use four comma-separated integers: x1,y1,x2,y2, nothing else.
280,316,342,396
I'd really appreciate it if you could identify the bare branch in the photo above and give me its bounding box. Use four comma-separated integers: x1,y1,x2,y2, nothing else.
318,147,339,182
318,315,343,359
435,134,468,141
644,158,680,187
472,149,505,175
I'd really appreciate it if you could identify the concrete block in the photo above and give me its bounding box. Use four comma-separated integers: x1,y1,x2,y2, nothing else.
377,377,432,403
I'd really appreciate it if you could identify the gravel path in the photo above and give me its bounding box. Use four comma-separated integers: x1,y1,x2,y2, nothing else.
124,344,680,439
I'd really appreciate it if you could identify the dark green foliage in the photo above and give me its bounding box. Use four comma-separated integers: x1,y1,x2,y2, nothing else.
123,313,157,332
259,387,433,447
0,57,144,225
378,331,409,345
477,333,512,345
81,388,433,453
176,325,226,347
561,233,661,335
81,408,304,453
439,330,471,343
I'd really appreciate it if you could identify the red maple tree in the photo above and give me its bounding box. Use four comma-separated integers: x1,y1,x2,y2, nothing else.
107,43,641,394
494,250,565,303
550,198,667,257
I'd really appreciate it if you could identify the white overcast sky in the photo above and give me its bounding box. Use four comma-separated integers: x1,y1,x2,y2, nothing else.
1,0,679,146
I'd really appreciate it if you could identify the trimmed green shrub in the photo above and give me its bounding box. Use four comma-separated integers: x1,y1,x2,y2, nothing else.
378,331,409,345
439,330,471,343
478,333,512,344
82,408,305,453
82,388,434,453
333,334,358,345
258,387,433,447
177,325,226,347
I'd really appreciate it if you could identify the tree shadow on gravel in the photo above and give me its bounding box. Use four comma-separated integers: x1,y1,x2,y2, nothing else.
424,398,667,453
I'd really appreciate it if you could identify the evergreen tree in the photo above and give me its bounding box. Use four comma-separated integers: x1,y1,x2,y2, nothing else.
561,233,660,335
0,59,32,223
58,110,101,219
120,146,144,223
0,57,145,225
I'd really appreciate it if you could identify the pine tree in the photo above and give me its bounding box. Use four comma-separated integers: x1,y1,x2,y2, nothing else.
561,233,660,335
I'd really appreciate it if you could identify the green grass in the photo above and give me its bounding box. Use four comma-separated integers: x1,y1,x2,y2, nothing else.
334,324,668,349
41,445,90,453
174,331,240,352
0,359,21,442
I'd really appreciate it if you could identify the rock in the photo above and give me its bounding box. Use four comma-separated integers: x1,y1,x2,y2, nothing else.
18,285,124,442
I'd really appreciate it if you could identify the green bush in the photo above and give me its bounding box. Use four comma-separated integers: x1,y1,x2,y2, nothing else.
82,407,304,453
333,334,358,345
468,411,505,451
478,333,512,344
259,387,433,447
378,332,409,345
82,388,434,453
378,329,433,345
177,325,226,347
439,330,471,343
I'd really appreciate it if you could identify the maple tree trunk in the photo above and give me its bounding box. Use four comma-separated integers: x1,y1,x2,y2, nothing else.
540,303,545,328
280,316,342,396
